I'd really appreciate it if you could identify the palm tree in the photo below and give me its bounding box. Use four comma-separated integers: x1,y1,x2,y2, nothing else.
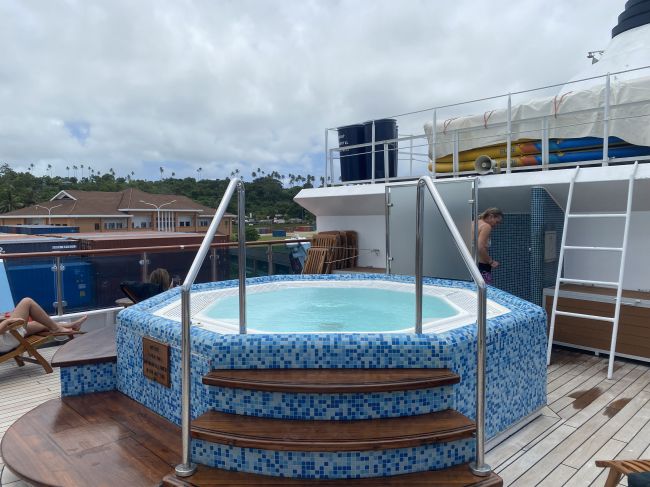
80,164,84,179
72,165,78,178
66,166,70,178
109,168,115,177
28,163,34,173
171,172,176,178
159,167,164,180
197,167,202,181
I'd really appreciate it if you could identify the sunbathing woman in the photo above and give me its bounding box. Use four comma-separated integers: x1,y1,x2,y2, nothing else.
0,298,87,353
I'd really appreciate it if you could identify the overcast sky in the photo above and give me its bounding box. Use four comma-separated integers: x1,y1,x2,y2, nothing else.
0,0,623,182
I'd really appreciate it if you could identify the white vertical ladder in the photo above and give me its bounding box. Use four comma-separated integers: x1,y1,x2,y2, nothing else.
547,162,639,379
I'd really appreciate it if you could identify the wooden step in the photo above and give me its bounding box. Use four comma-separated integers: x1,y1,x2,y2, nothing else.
202,368,460,393
191,408,475,451
162,463,503,486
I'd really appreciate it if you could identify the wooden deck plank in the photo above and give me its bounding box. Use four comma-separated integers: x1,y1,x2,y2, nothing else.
535,464,578,487
564,438,627,487
486,415,561,469
559,365,645,424
614,401,650,443
547,355,602,393
564,391,650,468
2,344,650,486
496,424,576,484
550,363,633,417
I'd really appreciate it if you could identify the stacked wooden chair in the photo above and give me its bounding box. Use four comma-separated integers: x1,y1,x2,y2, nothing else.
302,231,359,274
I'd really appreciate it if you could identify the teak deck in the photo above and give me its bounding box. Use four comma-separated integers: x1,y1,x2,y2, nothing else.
2,346,650,486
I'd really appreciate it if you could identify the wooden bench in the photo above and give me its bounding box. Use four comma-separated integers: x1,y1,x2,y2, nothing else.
51,323,117,368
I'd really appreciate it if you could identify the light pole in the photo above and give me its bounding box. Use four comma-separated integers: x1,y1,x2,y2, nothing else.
140,200,176,231
34,204,63,225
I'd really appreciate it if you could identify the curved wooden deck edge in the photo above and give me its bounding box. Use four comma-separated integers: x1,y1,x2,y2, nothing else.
161,464,503,486
0,391,181,487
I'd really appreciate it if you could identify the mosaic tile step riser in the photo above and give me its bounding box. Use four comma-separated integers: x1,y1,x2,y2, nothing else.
205,385,457,420
191,437,476,479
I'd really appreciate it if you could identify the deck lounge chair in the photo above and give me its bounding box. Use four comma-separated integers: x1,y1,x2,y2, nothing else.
0,318,81,374
596,459,650,487
119,281,163,304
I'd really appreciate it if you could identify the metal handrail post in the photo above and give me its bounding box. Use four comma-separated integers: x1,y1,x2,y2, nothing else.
329,148,335,187
142,252,149,282
603,73,611,166
175,178,243,478
237,183,247,334
210,247,217,282
506,94,512,173
383,143,389,182
55,257,64,316
324,129,329,187
431,110,437,179
409,138,413,177
267,243,273,276
414,176,491,477
371,121,376,183
415,181,425,334
542,117,550,170
452,131,459,177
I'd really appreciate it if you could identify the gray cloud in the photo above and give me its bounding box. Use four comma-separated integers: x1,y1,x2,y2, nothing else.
0,0,621,181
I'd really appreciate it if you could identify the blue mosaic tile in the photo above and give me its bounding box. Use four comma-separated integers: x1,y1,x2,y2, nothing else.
191,437,475,479
530,186,564,306
207,385,455,420
60,362,116,396
114,273,547,477
492,213,532,302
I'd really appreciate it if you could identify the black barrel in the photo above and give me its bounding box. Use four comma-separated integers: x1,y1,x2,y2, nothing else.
612,0,650,37
337,124,365,182
362,119,398,180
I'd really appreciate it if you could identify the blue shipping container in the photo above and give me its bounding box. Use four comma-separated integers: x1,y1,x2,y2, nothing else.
5,260,95,313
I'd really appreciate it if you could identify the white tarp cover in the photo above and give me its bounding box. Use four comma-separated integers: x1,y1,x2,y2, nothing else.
424,75,650,161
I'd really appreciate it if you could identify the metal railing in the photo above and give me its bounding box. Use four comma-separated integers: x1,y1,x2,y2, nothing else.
325,66,650,184
0,237,309,317
414,176,490,477
175,178,246,477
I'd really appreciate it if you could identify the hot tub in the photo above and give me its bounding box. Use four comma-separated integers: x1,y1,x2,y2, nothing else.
114,273,547,479
153,279,510,334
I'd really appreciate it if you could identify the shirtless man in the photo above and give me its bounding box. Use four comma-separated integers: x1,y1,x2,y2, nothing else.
477,208,503,285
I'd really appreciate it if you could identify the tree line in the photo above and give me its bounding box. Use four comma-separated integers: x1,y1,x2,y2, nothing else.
0,163,319,222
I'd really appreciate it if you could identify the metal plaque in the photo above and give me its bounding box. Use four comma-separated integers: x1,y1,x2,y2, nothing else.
142,336,170,388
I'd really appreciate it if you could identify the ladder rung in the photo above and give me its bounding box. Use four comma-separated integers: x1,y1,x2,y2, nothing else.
555,310,615,322
567,213,626,219
558,278,619,287
563,246,623,252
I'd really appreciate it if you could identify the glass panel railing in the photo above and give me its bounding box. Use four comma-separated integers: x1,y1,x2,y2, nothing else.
0,238,311,317
3,255,59,315
84,252,144,311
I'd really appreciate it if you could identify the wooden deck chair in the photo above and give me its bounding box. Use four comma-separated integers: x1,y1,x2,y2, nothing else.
596,459,650,487
310,234,337,273
302,248,329,274
0,318,81,374
344,230,358,268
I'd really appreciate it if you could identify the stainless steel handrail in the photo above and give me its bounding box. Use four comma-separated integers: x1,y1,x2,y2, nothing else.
175,178,246,478
415,175,490,477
